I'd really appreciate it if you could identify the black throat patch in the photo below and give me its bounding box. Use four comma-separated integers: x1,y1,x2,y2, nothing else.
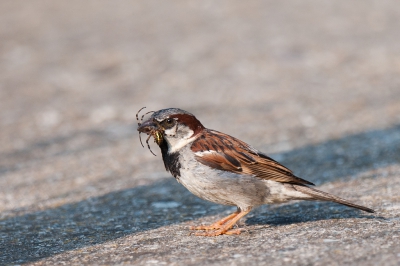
159,139,181,178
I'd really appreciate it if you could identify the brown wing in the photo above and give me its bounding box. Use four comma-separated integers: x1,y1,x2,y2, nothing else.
191,129,314,186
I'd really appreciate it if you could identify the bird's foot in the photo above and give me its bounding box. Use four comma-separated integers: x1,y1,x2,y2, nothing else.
190,209,251,236
190,223,223,231
190,211,240,231
193,228,243,236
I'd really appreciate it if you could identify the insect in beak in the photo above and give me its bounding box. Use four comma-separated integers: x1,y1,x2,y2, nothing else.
136,107,163,156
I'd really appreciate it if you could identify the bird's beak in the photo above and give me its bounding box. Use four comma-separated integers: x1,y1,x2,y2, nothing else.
137,119,164,148
137,119,160,134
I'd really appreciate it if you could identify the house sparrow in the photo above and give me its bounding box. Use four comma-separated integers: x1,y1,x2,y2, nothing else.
137,107,374,236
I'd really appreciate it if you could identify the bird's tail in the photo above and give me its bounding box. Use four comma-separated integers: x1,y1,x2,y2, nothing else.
294,185,375,213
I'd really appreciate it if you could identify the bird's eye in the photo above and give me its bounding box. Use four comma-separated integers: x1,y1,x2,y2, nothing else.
162,118,175,128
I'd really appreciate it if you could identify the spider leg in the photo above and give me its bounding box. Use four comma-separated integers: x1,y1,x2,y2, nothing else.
138,132,144,148
146,134,157,156
141,110,155,123
136,107,146,125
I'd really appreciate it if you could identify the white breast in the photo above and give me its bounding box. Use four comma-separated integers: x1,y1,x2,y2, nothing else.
174,145,268,210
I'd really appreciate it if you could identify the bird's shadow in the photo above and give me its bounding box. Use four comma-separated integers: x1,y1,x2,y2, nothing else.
1,124,399,264
246,201,378,227
0,180,382,265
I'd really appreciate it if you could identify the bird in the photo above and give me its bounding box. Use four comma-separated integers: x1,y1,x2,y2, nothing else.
136,107,374,236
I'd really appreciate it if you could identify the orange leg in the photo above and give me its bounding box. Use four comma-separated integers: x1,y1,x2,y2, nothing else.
192,209,251,236
190,210,240,230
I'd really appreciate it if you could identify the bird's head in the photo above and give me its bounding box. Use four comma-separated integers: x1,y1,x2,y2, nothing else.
137,108,204,154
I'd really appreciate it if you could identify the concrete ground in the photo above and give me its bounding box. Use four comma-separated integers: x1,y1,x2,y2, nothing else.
1,1,399,265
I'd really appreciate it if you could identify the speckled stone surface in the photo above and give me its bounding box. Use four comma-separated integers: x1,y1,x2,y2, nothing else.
1,1,399,265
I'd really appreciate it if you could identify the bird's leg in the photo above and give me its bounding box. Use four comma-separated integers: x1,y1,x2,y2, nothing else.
190,209,240,230
194,209,251,236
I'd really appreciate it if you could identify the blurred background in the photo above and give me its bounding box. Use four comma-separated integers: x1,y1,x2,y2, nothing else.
1,1,400,264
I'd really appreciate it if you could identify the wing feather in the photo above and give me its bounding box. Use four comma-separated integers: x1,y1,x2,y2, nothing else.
192,130,314,186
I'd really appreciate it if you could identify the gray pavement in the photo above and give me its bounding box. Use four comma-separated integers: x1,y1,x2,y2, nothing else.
1,1,399,265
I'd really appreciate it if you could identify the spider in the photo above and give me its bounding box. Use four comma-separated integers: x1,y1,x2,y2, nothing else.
136,107,163,156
